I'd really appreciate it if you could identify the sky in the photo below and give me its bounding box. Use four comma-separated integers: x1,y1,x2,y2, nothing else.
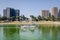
0,0,60,18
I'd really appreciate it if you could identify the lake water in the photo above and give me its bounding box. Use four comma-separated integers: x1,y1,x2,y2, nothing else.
0,24,60,40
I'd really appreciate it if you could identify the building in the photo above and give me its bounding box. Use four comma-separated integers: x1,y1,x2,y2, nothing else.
51,7,58,18
58,9,60,17
15,10,20,16
3,8,20,18
40,10,50,18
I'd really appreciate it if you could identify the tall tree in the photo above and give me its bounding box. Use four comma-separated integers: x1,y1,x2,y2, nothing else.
51,15,55,21
30,15,37,21
16,16,20,21
2,17,7,21
37,15,42,21
57,17,60,21
22,15,26,21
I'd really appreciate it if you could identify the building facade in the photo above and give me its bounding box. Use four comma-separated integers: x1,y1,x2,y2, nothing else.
40,10,50,18
51,7,58,18
3,8,20,18
58,9,60,17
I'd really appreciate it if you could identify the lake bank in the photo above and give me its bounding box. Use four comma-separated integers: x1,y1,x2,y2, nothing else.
0,21,60,26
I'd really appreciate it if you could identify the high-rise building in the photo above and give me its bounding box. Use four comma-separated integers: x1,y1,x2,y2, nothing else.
58,9,60,17
40,10,50,17
51,7,58,18
3,8,20,18
15,10,20,16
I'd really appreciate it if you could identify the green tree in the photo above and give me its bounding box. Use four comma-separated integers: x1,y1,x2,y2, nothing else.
30,15,37,21
44,17,52,21
37,15,42,21
57,17,60,21
9,16,15,21
19,16,22,21
21,15,26,21
51,15,56,21
41,16,45,20
9,17,14,21
0,17,2,21
2,17,7,21
15,16,20,21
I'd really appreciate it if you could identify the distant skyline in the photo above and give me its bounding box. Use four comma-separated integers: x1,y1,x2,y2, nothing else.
0,0,60,18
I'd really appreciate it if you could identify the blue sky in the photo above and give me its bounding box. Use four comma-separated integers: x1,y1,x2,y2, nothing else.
0,0,60,18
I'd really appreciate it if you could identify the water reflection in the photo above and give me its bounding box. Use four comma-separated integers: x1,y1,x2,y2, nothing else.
3,25,20,40
0,25,60,40
20,25,40,40
0,27,4,40
49,27,60,40
38,26,60,40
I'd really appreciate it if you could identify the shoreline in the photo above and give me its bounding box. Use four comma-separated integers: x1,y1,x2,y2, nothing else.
0,21,60,25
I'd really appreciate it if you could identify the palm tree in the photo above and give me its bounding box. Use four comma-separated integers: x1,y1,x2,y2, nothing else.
2,17,7,21
41,16,45,20
16,16,19,21
37,15,42,21
0,17,2,22
30,15,35,21
57,17,60,21
51,15,55,21
21,15,26,21
9,16,15,21
18,16,22,21
30,15,37,21
9,17,13,21
44,17,49,21
0,17,2,21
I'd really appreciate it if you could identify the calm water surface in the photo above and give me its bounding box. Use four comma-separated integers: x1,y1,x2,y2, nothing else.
0,25,60,40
